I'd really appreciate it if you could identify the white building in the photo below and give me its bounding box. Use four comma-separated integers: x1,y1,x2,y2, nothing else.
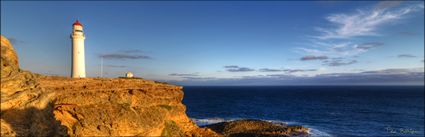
71,20,86,78
126,72,134,78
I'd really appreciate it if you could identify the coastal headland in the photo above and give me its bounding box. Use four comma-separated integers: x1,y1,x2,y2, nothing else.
1,35,308,136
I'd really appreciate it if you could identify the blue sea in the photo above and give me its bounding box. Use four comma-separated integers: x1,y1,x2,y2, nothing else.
182,86,424,136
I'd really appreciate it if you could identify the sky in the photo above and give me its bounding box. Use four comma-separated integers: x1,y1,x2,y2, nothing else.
1,1,424,85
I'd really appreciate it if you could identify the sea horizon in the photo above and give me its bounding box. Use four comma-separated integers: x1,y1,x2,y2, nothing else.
2,1,424,136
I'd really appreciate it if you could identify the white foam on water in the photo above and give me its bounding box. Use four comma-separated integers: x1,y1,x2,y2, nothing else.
263,119,332,137
308,126,333,137
191,117,332,137
192,117,238,126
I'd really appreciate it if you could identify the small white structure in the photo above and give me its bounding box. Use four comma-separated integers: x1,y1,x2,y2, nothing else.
71,20,86,78
126,72,134,78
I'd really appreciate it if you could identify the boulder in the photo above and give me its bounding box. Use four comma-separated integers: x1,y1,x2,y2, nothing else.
204,119,309,137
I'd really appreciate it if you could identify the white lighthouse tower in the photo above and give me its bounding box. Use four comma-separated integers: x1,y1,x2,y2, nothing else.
71,20,86,78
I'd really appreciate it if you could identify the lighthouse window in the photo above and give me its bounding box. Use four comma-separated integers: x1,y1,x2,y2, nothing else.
75,30,83,32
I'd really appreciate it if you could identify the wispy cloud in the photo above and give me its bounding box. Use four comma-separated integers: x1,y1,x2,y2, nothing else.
297,42,382,59
298,43,362,66
259,68,317,73
266,74,294,78
168,72,217,81
316,2,424,39
99,50,151,60
283,69,317,73
323,59,357,66
180,76,217,80
224,65,239,69
259,68,283,72
354,42,384,50
360,68,423,74
300,55,328,61
398,54,417,58
167,68,424,86
224,65,255,72
169,73,199,76
294,2,421,65
100,54,151,60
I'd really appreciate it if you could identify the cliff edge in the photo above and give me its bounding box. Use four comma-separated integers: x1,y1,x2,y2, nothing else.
1,35,308,137
0,35,217,136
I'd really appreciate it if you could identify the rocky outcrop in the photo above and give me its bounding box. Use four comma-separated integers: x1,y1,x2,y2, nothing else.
1,35,308,137
38,76,219,136
1,35,218,136
1,35,61,136
204,119,309,137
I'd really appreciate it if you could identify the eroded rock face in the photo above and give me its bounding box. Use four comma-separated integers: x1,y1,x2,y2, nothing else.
1,35,39,103
1,35,19,79
39,76,208,136
1,35,62,136
1,35,307,137
0,35,218,137
204,119,309,137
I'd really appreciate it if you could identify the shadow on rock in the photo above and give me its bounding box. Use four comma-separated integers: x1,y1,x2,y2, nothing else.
1,102,68,136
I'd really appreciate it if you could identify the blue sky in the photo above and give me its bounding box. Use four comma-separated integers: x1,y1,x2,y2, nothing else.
1,1,424,85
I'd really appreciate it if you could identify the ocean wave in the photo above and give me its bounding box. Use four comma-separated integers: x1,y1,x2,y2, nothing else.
308,126,333,137
192,117,239,126
191,117,332,137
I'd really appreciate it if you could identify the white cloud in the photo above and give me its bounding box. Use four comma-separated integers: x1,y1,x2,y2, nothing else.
296,42,381,58
316,2,424,39
167,67,424,86
295,2,423,64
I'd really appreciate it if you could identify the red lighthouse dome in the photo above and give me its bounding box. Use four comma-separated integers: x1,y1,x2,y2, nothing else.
73,20,83,26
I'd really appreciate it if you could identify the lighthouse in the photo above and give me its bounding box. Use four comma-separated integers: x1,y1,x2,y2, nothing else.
71,20,86,78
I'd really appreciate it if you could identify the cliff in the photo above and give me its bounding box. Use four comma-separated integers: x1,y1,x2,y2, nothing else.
1,35,58,136
0,35,217,136
1,35,308,137
37,76,219,136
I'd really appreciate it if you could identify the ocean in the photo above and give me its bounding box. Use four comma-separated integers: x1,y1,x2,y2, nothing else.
182,86,424,136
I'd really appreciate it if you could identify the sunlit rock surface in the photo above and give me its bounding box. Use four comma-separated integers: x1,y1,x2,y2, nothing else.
1,35,308,137
1,35,217,136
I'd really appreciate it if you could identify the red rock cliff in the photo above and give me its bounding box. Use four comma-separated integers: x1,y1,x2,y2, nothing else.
0,35,218,137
